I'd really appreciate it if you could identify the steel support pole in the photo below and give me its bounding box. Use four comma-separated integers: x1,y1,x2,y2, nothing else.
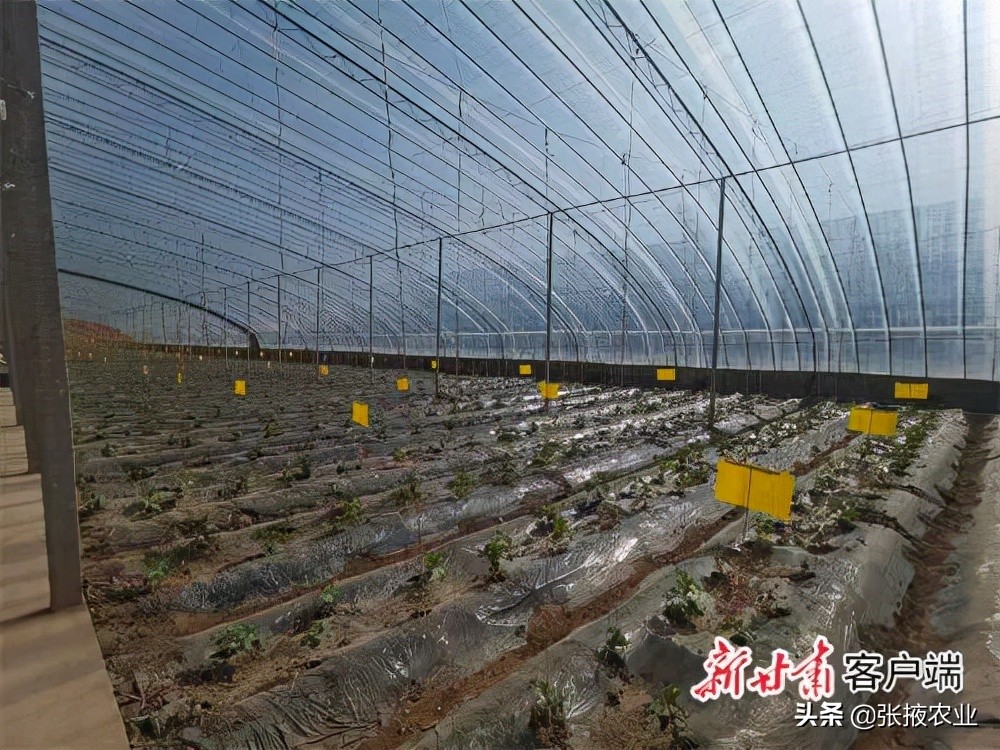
247,281,252,376
315,267,321,374
544,212,554,406
708,177,726,429
368,256,374,383
435,237,443,396
276,274,282,368
223,286,228,368
1,0,82,609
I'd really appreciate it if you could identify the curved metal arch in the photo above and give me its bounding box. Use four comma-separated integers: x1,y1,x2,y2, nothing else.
704,0,859,373
474,0,778,367
634,0,833,371
57,269,261,349
590,0,810,369
47,2,681,365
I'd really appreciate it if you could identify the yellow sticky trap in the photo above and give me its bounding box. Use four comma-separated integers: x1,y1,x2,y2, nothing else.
538,381,560,400
352,401,369,427
847,406,898,436
430,359,438,370
234,379,246,397
656,367,676,382
318,364,329,377
176,371,183,384
894,382,929,400
519,364,532,376
396,377,410,392
714,459,794,521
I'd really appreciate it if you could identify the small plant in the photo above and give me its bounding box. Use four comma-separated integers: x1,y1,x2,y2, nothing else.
100,442,118,458
448,470,476,500
537,504,572,547
658,444,709,489
497,429,520,444
491,451,518,485
341,497,363,524
596,501,622,530
597,626,629,672
837,502,861,532
218,473,249,499
528,679,571,749
79,488,107,517
752,513,777,538
143,556,172,586
318,583,343,616
719,616,755,646
301,620,326,648
393,447,409,462
550,514,571,543
663,570,705,628
422,551,447,583
252,523,295,554
647,684,694,747
142,537,212,586
126,464,156,482
531,441,562,467
138,492,167,516
391,472,424,507
281,455,312,483
263,421,283,438
213,623,261,658
330,496,363,528
483,531,513,581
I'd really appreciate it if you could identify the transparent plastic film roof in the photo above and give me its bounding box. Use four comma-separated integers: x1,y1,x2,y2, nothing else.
39,0,1000,378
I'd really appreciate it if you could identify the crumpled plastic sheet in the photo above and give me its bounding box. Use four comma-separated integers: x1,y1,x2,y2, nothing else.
175,514,418,611
198,606,522,749
404,414,965,750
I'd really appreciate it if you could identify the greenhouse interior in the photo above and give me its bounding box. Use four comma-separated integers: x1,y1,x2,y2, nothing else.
1,0,999,749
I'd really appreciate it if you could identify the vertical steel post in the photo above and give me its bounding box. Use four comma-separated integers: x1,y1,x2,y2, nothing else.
247,281,252,376
201,291,207,355
454,284,460,379
435,238,443,396
368,256,374,383
276,274,282,368
620,248,628,386
544,212,554,405
398,262,407,373
0,0,82,608
223,286,228,368
708,177,726,428
315,266,321,374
